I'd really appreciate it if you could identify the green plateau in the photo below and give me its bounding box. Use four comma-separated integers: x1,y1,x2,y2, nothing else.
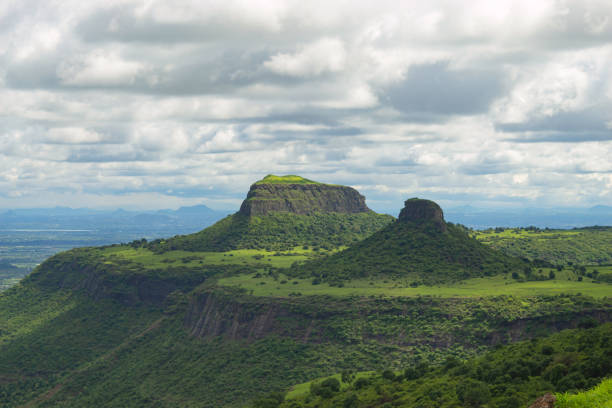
0,175,611,407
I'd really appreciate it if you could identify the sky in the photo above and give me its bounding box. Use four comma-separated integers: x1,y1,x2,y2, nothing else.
1,0,612,213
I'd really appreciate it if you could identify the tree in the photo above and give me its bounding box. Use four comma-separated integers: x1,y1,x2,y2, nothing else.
382,369,395,381
549,270,556,280
456,379,491,407
341,370,355,384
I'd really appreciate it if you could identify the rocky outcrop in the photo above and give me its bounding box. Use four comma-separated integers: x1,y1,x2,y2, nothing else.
239,183,370,216
398,198,446,232
29,251,205,306
184,290,612,347
529,393,556,408
184,291,326,342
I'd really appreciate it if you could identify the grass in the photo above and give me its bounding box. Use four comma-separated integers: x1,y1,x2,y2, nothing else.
285,371,376,399
218,268,612,298
254,175,322,185
100,246,342,271
474,227,612,265
556,378,612,408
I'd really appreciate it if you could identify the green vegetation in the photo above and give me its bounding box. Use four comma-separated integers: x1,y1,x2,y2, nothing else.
4,254,609,408
254,175,322,185
219,269,612,298
475,226,612,265
290,220,526,285
0,283,160,406
556,378,612,408
1,180,611,407
270,324,612,408
0,260,29,291
147,211,392,252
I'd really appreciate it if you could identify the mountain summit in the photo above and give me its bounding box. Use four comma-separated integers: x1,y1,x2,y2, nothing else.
398,198,447,232
149,175,392,252
239,175,370,216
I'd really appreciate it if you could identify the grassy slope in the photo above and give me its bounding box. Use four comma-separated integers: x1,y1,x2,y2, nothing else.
475,227,612,265
556,378,612,408
147,211,393,252
0,284,160,406
272,324,612,408
289,220,526,285
218,269,612,298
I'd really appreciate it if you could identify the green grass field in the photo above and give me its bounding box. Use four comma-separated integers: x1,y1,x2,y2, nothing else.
254,174,322,185
285,371,376,399
218,268,612,298
474,227,612,265
100,246,343,271
556,378,612,408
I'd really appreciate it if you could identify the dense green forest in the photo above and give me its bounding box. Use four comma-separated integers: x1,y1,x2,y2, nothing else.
265,324,612,408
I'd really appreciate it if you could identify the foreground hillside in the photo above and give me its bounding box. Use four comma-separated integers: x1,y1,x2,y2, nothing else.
556,378,612,408
268,324,612,408
0,176,610,407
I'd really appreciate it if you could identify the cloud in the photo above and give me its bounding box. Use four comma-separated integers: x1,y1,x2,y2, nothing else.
384,62,506,116
0,0,612,211
264,38,346,77
57,50,147,86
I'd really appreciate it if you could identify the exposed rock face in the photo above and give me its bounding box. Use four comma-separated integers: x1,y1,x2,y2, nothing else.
528,393,556,408
239,183,370,216
398,198,446,232
184,290,612,346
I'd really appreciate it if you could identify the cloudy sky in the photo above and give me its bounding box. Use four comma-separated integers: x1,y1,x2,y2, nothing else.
1,0,612,212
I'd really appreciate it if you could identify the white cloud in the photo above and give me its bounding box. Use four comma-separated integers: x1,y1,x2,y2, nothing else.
46,127,108,144
0,0,611,210
57,50,146,86
264,38,346,77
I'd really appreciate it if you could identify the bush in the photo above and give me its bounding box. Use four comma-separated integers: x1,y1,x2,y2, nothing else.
354,377,370,390
381,369,395,381
456,379,491,407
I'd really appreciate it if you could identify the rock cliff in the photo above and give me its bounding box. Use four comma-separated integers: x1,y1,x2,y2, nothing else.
239,176,370,216
398,197,447,232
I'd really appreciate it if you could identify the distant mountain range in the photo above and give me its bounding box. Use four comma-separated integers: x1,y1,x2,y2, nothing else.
1,202,611,232
444,205,612,229
0,204,230,236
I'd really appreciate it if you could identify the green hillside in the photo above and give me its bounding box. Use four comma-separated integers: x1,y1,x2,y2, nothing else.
147,175,392,252
290,199,526,285
269,324,612,408
147,211,392,252
475,226,612,265
556,378,612,408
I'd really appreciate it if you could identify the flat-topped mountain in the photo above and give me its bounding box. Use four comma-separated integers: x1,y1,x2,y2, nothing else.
149,175,392,252
291,197,526,284
239,175,369,216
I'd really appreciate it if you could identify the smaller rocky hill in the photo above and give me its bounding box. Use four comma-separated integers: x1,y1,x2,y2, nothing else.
290,198,527,284
148,175,392,252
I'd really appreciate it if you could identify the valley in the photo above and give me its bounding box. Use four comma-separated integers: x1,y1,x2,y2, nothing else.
0,175,610,407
